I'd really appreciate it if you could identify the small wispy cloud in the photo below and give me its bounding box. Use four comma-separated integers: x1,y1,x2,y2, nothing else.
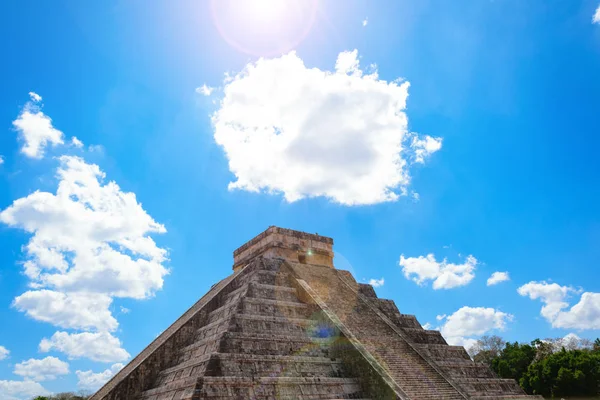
0,156,4,165
196,84,214,96
28,92,42,102
487,271,510,286
71,137,83,148
369,277,384,287
362,17,368,27
12,92,64,159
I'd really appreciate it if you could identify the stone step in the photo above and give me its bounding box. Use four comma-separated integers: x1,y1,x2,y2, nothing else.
220,332,332,357
374,299,423,329
177,334,223,364
240,297,315,319
157,354,212,377
139,376,197,400
252,269,295,287
471,396,543,399
413,343,472,361
206,302,240,325
455,377,525,396
230,313,315,336
247,282,302,303
402,327,448,345
197,376,364,399
209,352,344,378
194,317,232,342
437,362,498,379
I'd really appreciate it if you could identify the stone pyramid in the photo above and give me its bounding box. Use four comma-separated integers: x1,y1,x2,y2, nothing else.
91,227,541,400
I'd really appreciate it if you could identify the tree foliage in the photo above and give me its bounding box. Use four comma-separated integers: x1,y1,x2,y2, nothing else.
470,335,600,397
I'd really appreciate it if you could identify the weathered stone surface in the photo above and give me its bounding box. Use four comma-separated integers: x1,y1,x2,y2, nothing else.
91,227,541,400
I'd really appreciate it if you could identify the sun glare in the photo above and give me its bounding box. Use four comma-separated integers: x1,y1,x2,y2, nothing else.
246,0,289,22
210,0,318,56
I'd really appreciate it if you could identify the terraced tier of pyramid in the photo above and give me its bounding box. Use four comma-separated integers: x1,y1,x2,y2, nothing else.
91,227,541,400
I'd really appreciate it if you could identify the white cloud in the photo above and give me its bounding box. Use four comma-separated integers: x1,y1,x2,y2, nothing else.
399,253,477,289
0,380,50,400
440,306,513,347
369,277,384,287
0,346,9,360
76,363,123,391
196,84,214,96
28,92,42,102
13,290,117,332
212,50,441,205
436,314,447,321
554,292,600,329
39,331,130,363
362,17,368,27
487,271,510,286
0,156,4,165
411,135,443,163
1,156,168,334
71,136,84,148
519,281,600,330
593,4,600,24
422,322,433,330
88,144,104,153
12,94,64,159
120,306,130,314
13,356,69,382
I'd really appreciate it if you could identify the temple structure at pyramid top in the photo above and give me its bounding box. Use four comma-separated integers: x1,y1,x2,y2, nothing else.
233,226,334,271
91,227,541,400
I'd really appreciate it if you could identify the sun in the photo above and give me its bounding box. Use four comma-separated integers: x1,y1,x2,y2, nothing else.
244,0,289,22
210,0,318,56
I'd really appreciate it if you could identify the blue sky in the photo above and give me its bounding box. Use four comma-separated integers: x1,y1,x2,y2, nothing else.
1,0,600,398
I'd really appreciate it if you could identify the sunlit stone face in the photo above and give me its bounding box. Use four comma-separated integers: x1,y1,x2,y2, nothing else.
210,0,318,56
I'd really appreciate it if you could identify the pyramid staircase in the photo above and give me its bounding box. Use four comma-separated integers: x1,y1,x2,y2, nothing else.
138,258,367,399
91,227,541,400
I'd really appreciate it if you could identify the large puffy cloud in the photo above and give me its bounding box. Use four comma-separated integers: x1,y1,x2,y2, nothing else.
212,49,442,205
440,306,513,347
0,156,168,298
12,290,117,332
13,356,69,382
39,331,130,363
0,346,9,360
76,363,124,391
518,281,600,330
399,253,477,289
0,156,168,333
0,380,50,400
12,92,64,159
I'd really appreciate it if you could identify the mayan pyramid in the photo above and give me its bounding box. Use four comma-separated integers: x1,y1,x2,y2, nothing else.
90,226,540,400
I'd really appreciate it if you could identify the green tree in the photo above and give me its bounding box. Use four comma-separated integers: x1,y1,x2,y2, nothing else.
521,348,600,397
593,338,600,353
490,341,536,384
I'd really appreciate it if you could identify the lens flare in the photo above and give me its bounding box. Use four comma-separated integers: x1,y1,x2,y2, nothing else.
210,0,318,57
